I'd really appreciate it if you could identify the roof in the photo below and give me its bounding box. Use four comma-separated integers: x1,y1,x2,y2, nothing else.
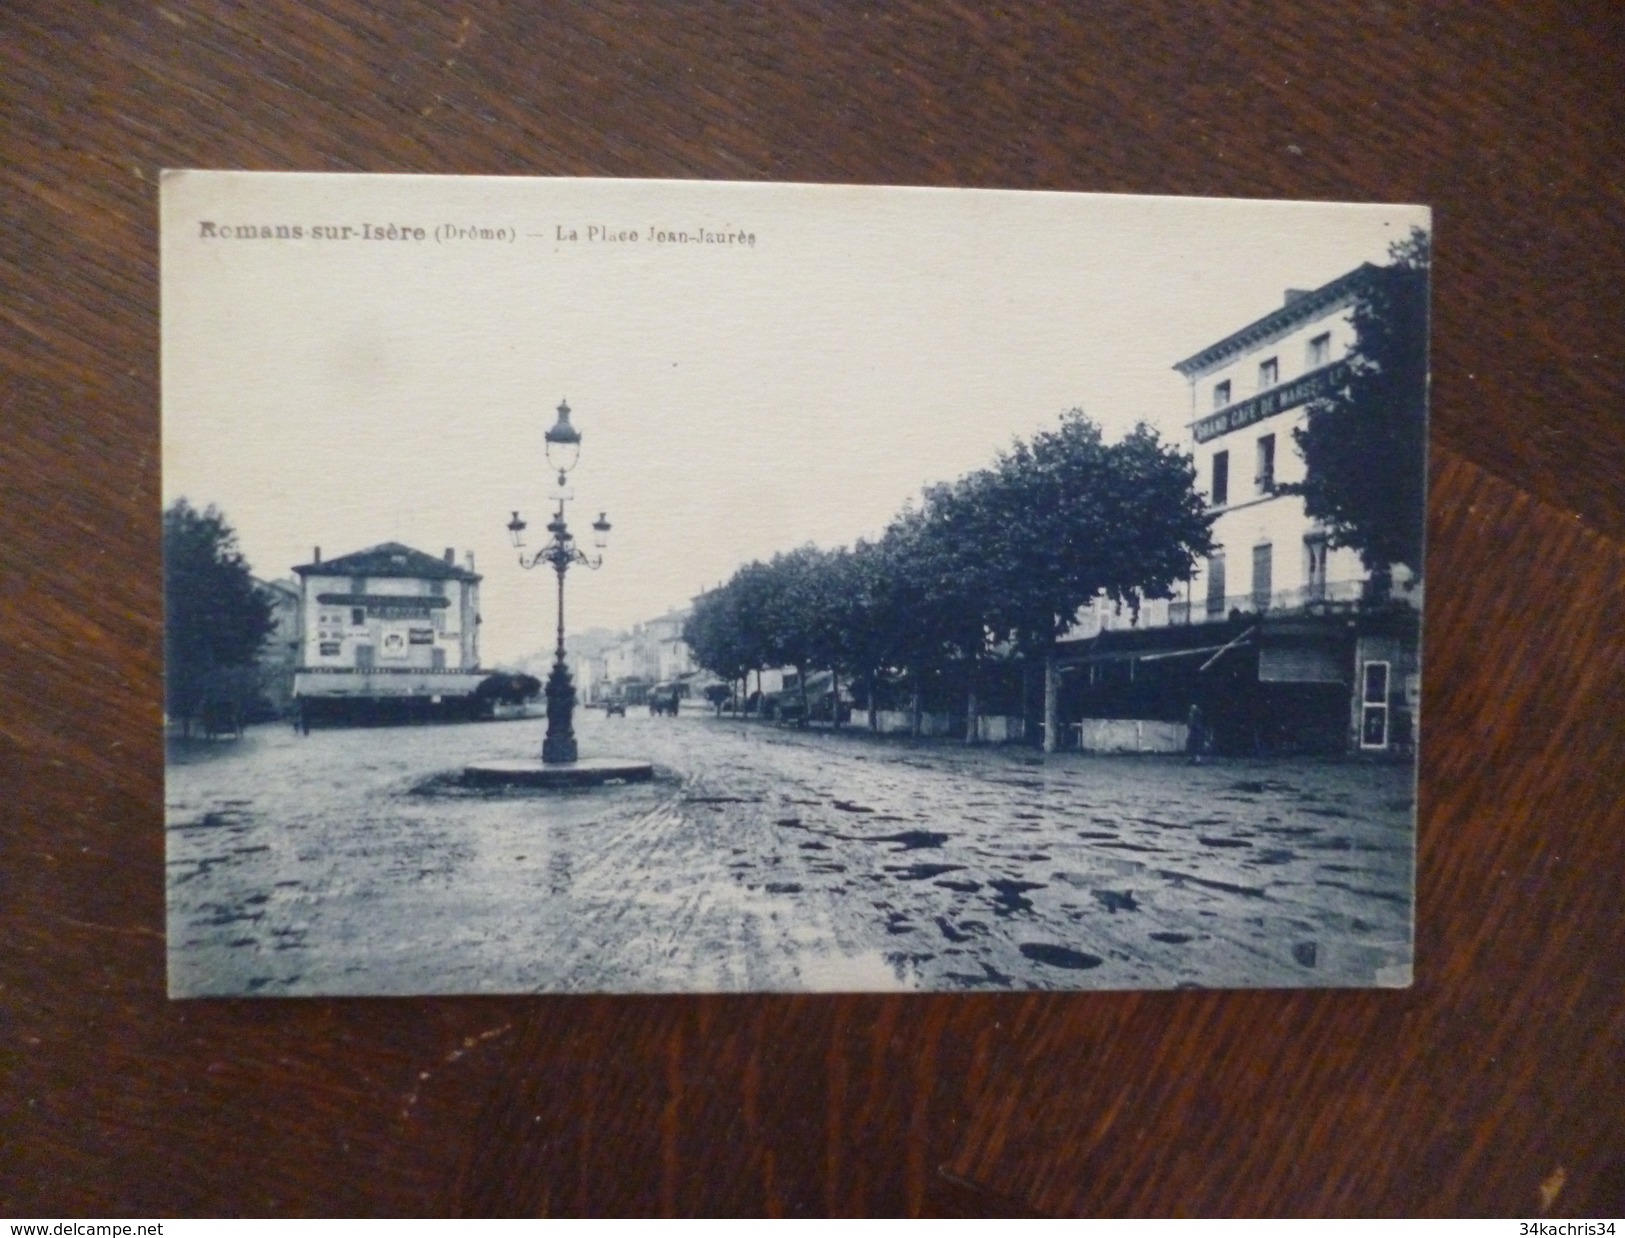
1172,263,1378,378
252,576,301,601
291,541,481,582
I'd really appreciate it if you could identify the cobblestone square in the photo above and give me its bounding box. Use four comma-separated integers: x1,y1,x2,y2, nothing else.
166,711,1414,995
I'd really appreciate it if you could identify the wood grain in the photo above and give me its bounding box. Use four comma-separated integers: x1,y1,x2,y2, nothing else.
2,1,1622,1217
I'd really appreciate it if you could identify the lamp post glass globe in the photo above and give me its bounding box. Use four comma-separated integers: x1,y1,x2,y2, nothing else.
544,398,581,483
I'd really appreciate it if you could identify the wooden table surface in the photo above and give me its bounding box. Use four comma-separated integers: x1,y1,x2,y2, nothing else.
3,1,1622,1218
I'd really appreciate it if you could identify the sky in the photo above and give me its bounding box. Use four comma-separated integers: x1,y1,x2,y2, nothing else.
162,173,1428,666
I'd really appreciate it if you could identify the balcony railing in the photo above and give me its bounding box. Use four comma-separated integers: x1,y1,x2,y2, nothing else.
1167,579,1370,626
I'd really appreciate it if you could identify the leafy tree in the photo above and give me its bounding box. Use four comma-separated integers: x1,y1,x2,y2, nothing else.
686,557,801,711
831,537,907,728
981,413,1212,648
759,545,843,724
684,585,752,697
164,499,274,729
925,414,1213,737
680,409,1214,742
1286,229,1430,577
867,503,974,732
476,672,543,706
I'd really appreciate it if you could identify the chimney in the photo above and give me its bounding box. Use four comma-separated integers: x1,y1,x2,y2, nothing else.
466,551,476,572
313,546,321,564
1284,288,1310,307
444,547,455,564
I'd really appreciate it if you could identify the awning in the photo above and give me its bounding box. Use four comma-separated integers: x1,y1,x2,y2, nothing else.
1136,639,1252,664
1061,626,1258,672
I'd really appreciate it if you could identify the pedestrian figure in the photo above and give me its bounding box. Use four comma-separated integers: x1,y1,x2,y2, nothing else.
1186,702,1206,765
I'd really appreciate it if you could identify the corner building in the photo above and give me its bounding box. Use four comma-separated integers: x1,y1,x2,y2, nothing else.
290,541,486,723
1059,263,1421,756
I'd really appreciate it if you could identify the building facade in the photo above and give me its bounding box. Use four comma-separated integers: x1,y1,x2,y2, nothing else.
597,609,691,704
252,576,302,719
290,542,486,722
586,607,727,708
1058,263,1421,756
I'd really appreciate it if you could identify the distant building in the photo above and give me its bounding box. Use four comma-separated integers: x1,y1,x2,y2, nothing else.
556,627,619,706
290,542,485,723
594,606,721,708
601,630,654,704
253,576,302,718
1058,263,1421,756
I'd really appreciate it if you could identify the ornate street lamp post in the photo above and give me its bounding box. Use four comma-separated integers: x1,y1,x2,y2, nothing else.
507,399,611,765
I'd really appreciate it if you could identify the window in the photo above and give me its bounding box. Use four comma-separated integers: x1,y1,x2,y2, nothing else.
1256,433,1276,494
429,580,445,597
1304,534,1329,602
1212,379,1231,409
1258,357,1279,390
1205,552,1227,616
1307,332,1331,368
1252,543,1273,610
350,576,366,595
1211,450,1229,506
1361,661,1391,748
351,607,366,626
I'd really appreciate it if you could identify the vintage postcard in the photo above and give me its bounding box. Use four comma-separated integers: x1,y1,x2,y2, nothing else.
162,172,1428,996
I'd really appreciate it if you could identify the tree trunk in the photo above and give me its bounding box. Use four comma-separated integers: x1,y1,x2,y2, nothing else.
831,669,841,729
909,662,922,737
964,652,980,744
1020,659,1031,746
797,663,809,727
867,668,878,732
1043,650,1060,754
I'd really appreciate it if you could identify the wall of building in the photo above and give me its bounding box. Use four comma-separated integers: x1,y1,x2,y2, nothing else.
255,580,302,716
870,710,957,737
1180,298,1365,623
1185,303,1359,421
300,573,478,673
1077,719,1188,754
1076,289,1384,639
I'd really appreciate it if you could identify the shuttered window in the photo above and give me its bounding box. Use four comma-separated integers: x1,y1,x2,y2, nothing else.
1252,543,1273,610
1205,552,1227,615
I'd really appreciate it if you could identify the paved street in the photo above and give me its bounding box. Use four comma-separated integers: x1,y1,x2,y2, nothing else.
166,711,1414,995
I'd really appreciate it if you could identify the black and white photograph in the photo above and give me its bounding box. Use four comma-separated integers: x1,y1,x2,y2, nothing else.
162,171,1429,996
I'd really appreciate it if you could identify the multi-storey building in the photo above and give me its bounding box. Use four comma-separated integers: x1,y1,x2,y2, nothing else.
290,541,485,722
1058,262,1422,756
1173,264,1415,624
